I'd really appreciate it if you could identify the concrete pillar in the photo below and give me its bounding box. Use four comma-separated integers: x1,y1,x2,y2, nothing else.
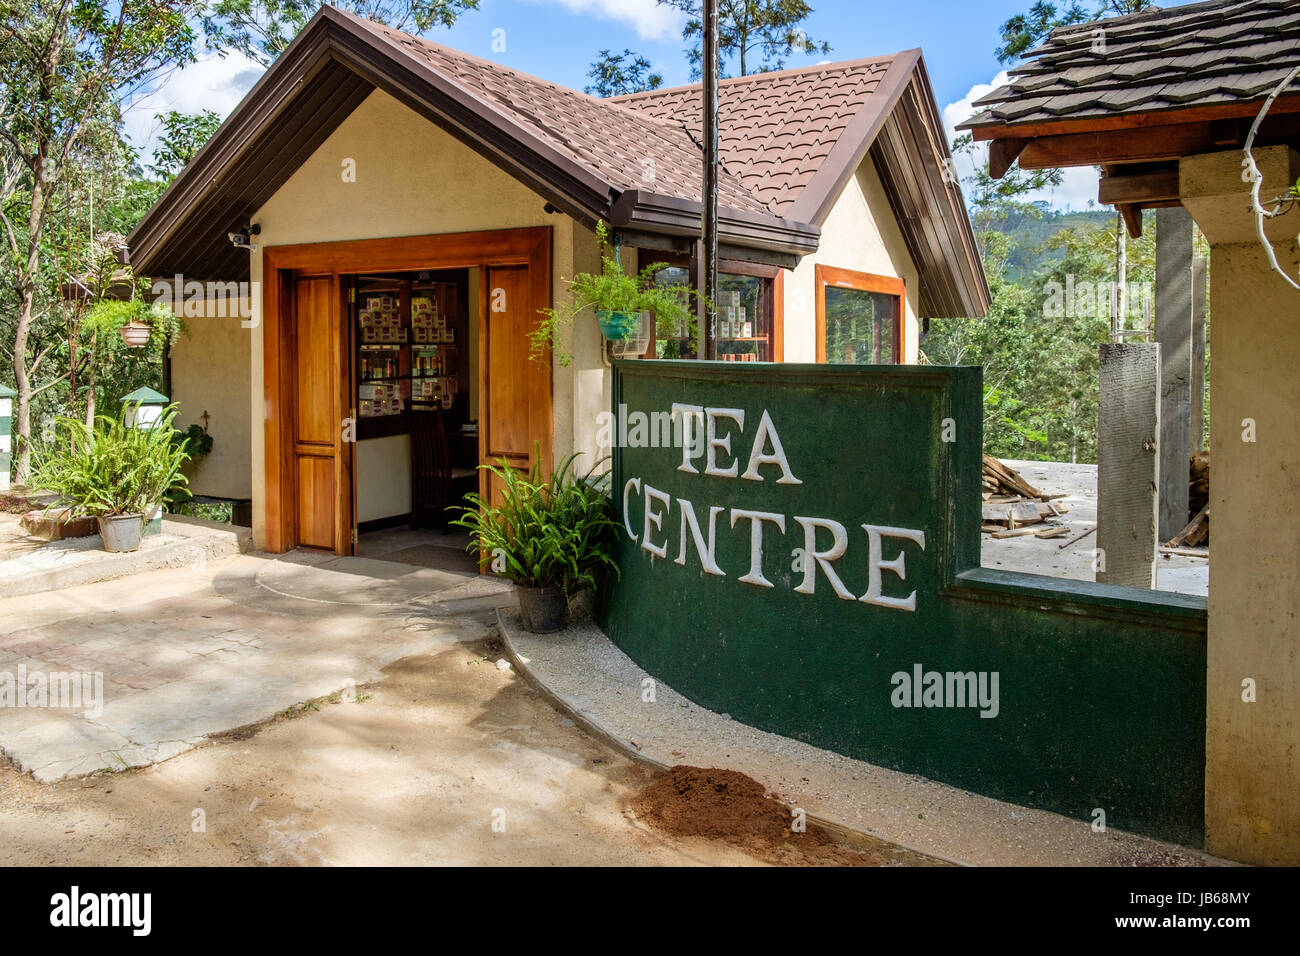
1181,145,1300,865
1190,256,1207,452
0,383,13,492
1155,207,1195,541
1096,342,1160,588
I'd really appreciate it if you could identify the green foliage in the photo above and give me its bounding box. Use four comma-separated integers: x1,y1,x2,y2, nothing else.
995,2,1152,64
171,423,214,460
202,0,480,64
924,208,1158,464
586,49,663,97
451,451,620,596
149,109,223,181
532,223,698,365
658,0,830,78
30,405,192,517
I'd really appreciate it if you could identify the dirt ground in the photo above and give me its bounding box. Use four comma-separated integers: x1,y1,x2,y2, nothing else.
0,635,900,866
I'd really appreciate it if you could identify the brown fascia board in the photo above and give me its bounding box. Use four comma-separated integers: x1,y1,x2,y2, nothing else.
611,190,820,258
785,49,921,226
127,14,350,272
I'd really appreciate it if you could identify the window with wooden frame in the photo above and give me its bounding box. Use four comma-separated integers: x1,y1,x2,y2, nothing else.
637,249,783,362
815,265,904,365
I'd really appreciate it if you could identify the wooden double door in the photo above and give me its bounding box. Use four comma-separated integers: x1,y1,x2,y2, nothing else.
265,229,552,555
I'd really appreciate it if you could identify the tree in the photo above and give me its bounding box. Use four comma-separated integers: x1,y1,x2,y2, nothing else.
203,0,480,65
657,0,830,79
585,49,663,97
0,0,199,483
996,2,1151,63
149,109,222,181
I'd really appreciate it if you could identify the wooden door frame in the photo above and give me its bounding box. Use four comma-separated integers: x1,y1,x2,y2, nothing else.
262,227,553,554
814,264,905,364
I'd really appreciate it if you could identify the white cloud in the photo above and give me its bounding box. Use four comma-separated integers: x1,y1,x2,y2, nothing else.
529,0,686,42
943,71,1102,213
122,50,264,161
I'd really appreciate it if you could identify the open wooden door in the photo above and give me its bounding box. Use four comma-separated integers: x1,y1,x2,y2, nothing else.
480,264,550,503
290,275,352,553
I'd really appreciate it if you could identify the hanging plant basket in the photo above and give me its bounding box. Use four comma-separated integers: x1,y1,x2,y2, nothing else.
119,320,151,349
596,309,640,341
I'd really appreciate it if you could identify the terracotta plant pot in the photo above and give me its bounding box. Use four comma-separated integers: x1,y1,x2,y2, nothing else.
119,321,151,348
97,513,145,553
516,585,567,633
595,310,639,341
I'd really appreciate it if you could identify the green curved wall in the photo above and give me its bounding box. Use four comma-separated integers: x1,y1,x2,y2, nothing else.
604,361,1206,846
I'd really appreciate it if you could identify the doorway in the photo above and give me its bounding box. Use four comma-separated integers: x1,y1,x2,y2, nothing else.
262,228,553,556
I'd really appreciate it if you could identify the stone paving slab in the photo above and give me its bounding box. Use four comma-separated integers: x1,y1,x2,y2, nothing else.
0,550,515,782
499,610,1225,868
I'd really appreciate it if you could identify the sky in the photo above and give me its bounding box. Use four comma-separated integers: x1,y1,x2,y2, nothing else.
123,0,1201,212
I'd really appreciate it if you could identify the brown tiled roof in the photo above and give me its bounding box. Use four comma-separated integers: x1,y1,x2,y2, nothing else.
961,0,1300,132
611,58,899,218
128,7,989,316
350,15,772,215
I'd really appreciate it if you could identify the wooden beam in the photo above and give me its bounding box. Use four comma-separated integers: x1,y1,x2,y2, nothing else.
1012,112,1300,170
967,93,1300,142
988,137,1027,179
1098,168,1180,206
1119,204,1144,238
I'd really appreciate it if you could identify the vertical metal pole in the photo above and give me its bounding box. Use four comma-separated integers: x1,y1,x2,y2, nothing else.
701,0,719,358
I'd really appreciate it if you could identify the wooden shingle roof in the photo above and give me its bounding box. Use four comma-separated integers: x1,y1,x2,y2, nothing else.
962,0,1300,134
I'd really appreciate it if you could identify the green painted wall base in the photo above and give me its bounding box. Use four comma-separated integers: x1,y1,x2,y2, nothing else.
604,361,1207,847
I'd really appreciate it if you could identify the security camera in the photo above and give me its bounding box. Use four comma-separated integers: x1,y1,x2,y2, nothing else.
227,223,261,250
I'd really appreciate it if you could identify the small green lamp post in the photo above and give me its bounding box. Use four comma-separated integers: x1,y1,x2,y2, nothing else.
121,386,170,534
120,386,169,430
0,383,14,493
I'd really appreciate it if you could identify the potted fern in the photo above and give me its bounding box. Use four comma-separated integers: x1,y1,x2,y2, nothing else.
30,405,192,553
452,451,619,632
531,222,698,365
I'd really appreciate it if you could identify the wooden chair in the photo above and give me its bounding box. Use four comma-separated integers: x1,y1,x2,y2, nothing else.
410,410,477,528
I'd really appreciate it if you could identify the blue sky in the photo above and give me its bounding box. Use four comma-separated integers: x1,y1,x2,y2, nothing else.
125,0,1202,211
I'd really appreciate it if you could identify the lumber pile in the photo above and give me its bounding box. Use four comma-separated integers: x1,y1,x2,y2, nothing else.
1166,451,1210,548
981,454,1070,538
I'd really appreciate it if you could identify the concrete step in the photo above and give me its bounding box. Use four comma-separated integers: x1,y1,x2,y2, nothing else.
0,515,252,599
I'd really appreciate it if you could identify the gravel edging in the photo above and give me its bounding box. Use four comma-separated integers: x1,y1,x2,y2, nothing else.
497,609,1220,868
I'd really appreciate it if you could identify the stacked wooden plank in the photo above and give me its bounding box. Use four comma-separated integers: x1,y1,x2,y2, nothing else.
1165,451,1210,548
981,454,1071,539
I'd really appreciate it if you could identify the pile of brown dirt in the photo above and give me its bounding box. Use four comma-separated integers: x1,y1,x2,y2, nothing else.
629,765,917,867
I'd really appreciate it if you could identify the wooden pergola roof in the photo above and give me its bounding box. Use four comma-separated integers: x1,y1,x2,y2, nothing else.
959,0,1300,235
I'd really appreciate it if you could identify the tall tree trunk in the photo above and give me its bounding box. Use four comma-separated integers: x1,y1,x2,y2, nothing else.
12,164,47,485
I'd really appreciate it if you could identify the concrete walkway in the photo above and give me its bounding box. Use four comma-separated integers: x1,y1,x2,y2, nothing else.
499,611,1223,868
0,550,513,782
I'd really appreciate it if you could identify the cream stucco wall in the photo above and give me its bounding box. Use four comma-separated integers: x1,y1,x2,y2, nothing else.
1181,146,1300,866
168,296,253,500
782,160,920,364
246,89,586,547
217,88,924,547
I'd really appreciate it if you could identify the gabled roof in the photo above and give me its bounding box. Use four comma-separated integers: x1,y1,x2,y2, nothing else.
129,5,988,317
962,0,1300,134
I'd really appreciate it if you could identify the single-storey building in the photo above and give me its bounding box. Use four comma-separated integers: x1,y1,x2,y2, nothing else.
127,5,987,555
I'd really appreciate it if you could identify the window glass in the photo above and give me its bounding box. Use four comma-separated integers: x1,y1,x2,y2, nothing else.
823,287,899,365
713,273,771,362
650,264,698,359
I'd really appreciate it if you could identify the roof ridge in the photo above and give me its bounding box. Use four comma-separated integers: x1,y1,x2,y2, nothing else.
610,52,903,102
